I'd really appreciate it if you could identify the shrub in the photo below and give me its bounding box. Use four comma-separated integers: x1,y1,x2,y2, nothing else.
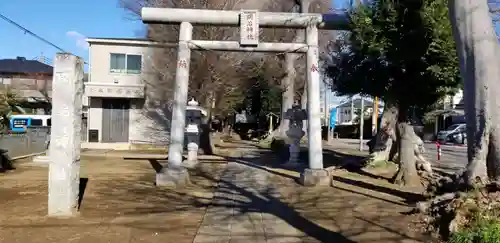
449,217,500,243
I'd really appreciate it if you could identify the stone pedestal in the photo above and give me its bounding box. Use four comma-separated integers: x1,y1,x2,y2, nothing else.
187,142,198,161
283,141,301,167
183,142,199,169
33,155,50,164
283,104,306,168
299,168,330,186
156,166,190,187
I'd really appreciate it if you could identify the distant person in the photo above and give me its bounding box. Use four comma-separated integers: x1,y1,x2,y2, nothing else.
211,116,222,132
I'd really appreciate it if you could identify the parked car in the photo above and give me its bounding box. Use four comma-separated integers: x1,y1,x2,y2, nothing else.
437,123,466,144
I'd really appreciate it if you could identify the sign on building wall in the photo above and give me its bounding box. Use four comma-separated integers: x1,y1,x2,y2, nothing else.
85,85,144,98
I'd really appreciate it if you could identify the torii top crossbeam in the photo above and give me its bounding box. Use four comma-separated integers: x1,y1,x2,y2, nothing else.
141,8,349,30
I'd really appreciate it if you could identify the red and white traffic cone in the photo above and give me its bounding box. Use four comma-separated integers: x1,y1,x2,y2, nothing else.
436,142,441,161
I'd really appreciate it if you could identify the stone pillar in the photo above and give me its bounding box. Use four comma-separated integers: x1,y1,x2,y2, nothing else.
300,25,329,186
48,53,84,216
158,22,192,186
33,128,51,164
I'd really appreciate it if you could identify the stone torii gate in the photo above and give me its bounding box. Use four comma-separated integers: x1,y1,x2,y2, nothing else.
141,8,348,186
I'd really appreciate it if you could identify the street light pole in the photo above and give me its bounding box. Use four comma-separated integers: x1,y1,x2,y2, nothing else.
359,97,364,151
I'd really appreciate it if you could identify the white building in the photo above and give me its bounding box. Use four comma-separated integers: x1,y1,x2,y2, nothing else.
335,96,383,125
319,77,345,125
83,38,170,149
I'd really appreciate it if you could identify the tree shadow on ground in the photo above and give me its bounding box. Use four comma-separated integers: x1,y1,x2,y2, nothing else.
209,153,427,242
228,147,425,205
2,137,426,242
331,176,425,204
235,142,425,206
0,143,431,242
267,141,373,173
84,160,356,242
78,177,89,210
195,167,357,242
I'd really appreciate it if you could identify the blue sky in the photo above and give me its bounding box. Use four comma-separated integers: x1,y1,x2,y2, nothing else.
0,0,144,64
0,0,350,64
0,0,349,105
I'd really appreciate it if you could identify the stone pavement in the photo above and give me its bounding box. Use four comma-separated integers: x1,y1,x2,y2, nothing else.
193,159,315,243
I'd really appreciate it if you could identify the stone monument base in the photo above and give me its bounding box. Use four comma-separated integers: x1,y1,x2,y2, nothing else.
156,166,190,187
282,160,301,168
299,168,330,186
33,155,50,164
182,159,199,169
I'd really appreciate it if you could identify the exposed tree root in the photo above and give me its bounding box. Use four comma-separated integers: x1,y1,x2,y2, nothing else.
415,179,500,240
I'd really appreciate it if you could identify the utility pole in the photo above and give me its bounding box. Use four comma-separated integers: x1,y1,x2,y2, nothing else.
350,96,354,124
325,86,330,140
372,96,378,135
359,97,364,151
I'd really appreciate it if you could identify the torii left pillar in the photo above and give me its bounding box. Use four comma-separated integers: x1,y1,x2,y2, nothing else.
156,22,192,186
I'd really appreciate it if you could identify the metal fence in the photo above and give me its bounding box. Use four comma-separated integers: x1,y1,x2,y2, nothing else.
0,127,50,158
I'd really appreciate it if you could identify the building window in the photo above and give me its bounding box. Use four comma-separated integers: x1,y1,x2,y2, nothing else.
110,53,142,74
30,119,43,127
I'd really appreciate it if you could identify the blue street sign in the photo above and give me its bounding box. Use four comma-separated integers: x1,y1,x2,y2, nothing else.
329,108,337,129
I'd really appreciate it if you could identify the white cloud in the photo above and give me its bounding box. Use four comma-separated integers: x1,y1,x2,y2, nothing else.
66,31,88,50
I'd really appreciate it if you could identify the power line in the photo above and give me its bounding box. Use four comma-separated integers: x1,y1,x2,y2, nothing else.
0,12,87,64
32,56,53,65
0,12,67,52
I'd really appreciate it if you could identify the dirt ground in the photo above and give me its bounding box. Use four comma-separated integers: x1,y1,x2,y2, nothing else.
0,141,434,243
0,154,227,243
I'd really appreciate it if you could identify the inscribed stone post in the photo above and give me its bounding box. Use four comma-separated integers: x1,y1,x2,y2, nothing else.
48,53,84,216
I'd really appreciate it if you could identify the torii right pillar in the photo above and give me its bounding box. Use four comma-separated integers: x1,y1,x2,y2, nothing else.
299,24,330,186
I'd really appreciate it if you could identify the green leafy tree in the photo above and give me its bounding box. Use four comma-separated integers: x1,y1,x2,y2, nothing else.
325,0,461,185
0,89,18,132
235,58,282,122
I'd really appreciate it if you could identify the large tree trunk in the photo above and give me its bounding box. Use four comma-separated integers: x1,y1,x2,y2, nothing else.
276,0,309,139
367,103,432,175
368,104,398,161
301,84,308,135
449,0,500,185
277,54,297,138
393,118,421,186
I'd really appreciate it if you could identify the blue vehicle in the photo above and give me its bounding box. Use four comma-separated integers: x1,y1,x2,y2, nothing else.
9,115,51,132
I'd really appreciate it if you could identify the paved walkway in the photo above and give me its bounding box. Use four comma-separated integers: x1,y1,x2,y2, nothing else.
191,141,427,243
193,160,312,243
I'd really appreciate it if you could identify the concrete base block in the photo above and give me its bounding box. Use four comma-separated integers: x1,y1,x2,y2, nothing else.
282,160,301,168
299,168,330,186
156,166,190,187
182,159,199,169
33,155,50,164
